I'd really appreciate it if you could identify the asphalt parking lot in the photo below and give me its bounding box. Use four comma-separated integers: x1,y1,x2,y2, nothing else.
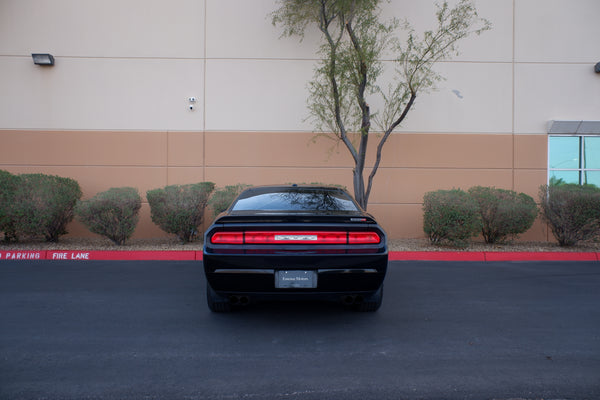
1,260,599,400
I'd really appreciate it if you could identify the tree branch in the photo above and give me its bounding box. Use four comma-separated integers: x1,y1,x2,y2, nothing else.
318,4,359,163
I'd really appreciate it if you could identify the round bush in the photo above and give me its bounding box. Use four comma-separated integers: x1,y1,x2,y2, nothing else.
539,183,600,246
468,186,538,244
422,189,480,248
147,182,215,243
0,170,21,242
76,187,142,245
208,184,252,218
11,174,82,242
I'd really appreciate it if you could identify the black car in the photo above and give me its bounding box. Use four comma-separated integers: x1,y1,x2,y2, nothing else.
203,185,388,312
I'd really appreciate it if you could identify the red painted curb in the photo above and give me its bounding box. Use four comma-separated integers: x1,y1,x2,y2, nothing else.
46,250,198,261
0,250,46,260
484,252,599,262
389,251,486,261
1,250,598,262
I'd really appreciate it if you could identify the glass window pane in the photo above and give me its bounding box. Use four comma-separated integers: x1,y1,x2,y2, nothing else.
583,136,600,169
549,136,580,169
549,170,579,185
583,171,600,188
232,188,359,211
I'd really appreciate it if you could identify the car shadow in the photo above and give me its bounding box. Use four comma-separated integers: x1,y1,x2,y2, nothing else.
205,299,382,326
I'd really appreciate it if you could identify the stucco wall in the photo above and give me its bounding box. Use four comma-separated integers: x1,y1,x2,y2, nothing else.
1,0,599,240
0,129,548,239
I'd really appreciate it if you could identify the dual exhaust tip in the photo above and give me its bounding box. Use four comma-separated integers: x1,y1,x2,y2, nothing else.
342,295,364,305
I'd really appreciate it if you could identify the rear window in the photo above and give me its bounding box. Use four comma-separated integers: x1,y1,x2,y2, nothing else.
231,188,359,212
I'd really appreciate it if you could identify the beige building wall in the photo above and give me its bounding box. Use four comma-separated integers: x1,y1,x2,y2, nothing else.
1,0,599,240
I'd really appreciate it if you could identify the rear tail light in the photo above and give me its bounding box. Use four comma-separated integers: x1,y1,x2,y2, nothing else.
348,232,381,244
210,232,244,244
211,231,380,245
246,231,348,244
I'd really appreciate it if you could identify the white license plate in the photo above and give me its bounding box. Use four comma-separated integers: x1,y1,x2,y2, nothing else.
275,270,317,289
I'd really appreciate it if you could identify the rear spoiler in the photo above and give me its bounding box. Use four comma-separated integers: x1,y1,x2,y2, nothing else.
213,213,377,225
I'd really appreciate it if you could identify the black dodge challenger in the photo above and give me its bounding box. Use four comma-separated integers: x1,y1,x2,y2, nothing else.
203,185,388,312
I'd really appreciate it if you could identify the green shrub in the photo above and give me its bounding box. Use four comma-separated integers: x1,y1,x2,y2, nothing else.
468,186,538,244
0,170,21,242
147,182,215,243
423,189,480,248
76,187,142,245
208,184,252,218
11,173,82,242
539,183,600,246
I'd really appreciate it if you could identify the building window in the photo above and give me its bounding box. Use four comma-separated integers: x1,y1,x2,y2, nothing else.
548,135,600,186
547,121,600,187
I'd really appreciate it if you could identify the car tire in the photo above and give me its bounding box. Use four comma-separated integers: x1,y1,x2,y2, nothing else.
206,283,232,313
355,285,383,312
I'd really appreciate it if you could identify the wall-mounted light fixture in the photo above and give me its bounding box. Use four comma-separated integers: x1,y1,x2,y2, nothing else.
595,62,600,73
31,53,55,66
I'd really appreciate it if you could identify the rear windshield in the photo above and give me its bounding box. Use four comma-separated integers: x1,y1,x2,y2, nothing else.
231,188,359,212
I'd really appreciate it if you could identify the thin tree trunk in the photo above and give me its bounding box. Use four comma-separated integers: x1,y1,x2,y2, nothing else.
363,93,417,207
354,132,369,209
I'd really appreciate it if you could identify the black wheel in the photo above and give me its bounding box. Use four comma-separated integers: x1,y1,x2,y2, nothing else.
206,283,232,313
355,285,383,312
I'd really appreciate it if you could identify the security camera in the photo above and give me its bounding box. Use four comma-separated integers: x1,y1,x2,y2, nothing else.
188,104,195,111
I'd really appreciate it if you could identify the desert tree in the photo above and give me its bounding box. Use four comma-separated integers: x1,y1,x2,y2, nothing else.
272,0,490,209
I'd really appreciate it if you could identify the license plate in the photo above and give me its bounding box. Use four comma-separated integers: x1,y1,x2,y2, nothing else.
275,270,317,289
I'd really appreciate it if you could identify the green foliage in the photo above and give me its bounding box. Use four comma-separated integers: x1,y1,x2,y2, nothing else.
11,173,82,242
0,170,21,242
423,189,480,248
396,1,491,97
468,186,538,244
147,182,215,243
209,184,252,218
76,187,142,245
548,176,567,187
271,0,379,40
539,183,600,246
272,0,490,209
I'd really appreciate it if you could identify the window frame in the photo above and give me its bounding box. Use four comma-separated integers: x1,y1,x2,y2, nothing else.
548,134,600,186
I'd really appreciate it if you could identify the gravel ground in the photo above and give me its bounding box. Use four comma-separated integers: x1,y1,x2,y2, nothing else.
2,236,599,252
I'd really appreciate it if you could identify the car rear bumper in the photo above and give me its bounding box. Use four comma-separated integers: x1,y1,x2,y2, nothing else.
203,253,387,294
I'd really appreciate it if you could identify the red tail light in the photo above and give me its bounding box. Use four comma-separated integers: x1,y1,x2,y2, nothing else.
211,231,381,245
210,232,244,244
246,231,347,244
348,232,381,244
